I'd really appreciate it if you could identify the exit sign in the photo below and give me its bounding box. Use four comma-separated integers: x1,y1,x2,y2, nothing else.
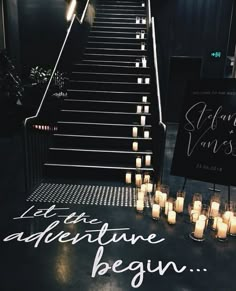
210,51,221,58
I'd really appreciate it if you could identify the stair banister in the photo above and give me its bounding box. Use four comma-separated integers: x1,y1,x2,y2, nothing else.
79,0,90,24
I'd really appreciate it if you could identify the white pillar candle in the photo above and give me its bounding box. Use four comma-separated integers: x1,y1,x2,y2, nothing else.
168,210,176,224
165,201,173,215
159,192,167,208
132,142,138,151
140,115,146,126
142,17,146,24
125,172,132,184
223,211,234,225
137,105,142,113
135,62,140,68
145,78,150,84
142,96,148,103
145,155,151,166
144,105,149,113
155,190,162,203
141,183,147,193
193,200,202,211
136,157,142,168
217,222,228,239
137,191,145,201
132,127,138,137
144,130,149,138
190,210,200,223
210,201,220,217
141,31,145,39
212,216,223,230
175,197,184,213
136,200,144,212
199,214,207,222
143,174,150,183
229,217,236,235
146,182,153,193
141,43,145,50
136,17,140,24
194,220,205,239
152,204,160,219
137,77,143,84
135,174,142,186
136,33,140,39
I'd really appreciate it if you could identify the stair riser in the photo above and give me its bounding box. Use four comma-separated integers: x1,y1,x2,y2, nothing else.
67,81,150,91
57,123,151,137
59,111,151,124
48,150,152,166
83,54,147,63
62,100,150,112
67,90,150,102
72,64,149,74
87,42,141,49
93,22,146,28
91,26,146,33
70,72,150,83
88,36,147,43
53,136,152,151
85,48,147,56
44,165,137,182
89,30,146,38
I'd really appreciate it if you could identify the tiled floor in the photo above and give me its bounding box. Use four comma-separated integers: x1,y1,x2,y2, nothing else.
0,123,236,291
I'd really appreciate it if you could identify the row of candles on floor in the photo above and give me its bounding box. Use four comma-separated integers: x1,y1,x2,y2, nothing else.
126,176,236,242
135,57,147,68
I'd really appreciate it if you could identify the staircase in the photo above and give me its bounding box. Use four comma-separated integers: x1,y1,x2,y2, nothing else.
42,0,156,186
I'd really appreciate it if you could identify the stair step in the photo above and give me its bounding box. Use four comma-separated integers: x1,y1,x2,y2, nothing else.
95,12,146,18
88,36,147,43
82,53,147,63
53,134,152,151
67,89,150,102
90,30,146,38
72,63,150,74
59,109,151,124
62,98,151,112
87,41,141,49
47,147,153,167
85,48,147,56
94,21,146,28
91,26,146,32
67,80,150,91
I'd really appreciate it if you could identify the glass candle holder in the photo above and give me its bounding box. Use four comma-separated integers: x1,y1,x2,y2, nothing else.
135,173,142,187
164,197,174,216
136,199,144,213
229,216,236,236
211,214,223,231
168,210,177,225
192,193,202,212
216,222,228,242
189,219,206,242
209,193,221,218
175,190,186,214
188,203,200,223
158,184,169,208
152,203,161,220
222,201,235,226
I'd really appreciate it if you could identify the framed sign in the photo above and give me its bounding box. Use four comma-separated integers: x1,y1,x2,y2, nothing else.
171,79,236,186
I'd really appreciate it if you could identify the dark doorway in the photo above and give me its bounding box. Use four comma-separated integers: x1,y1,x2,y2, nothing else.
165,56,202,123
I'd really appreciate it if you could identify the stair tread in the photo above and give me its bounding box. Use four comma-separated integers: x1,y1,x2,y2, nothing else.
73,63,150,69
86,48,147,52
69,80,150,85
54,133,152,140
60,109,151,115
63,99,151,105
71,71,150,77
57,121,151,127
44,163,153,171
88,36,147,40
49,147,152,155
68,89,150,94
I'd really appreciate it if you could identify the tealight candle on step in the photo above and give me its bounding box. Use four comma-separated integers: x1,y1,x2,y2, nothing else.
152,204,160,220
141,30,145,39
145,155,151,166
136,199,144,212
136,32,141,39
194,220,205,239
142,17,146,24
137,77,143,84
142,57,147,67
132,142,138,151
137,105,142,113
136,17,140,24
135,174,142,186
125,172,132,184
145,78,150,84
135,62,140,67
132,127,138,137
136,157,142,168
141,43,145,50
144,130,149,138
140,116,146,126
142,96,148,103
217,222,228,239
168,210,176,224
144,106,149,113
142,2,145,7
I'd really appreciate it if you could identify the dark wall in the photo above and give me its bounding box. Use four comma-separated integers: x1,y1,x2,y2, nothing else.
18,0,68,79
150,0,235,122
0,0,5,49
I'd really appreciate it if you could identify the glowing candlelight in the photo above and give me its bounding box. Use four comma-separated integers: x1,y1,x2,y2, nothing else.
168,210,176,224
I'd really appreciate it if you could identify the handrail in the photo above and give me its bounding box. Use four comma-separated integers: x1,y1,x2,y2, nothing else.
79,0,90,24
151,17,166,130
24,12,76,127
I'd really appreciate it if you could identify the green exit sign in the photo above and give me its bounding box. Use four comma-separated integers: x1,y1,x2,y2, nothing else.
211,51,221,58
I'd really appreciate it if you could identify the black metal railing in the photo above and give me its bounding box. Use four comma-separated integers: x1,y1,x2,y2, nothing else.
146,0,166,184
23,0,92,194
